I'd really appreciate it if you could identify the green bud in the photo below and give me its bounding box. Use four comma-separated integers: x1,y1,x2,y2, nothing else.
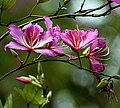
96,78,109,88
10,49,18,57
31,81,42,88
63,0,70,5
29,75,36,80
47,91,52,99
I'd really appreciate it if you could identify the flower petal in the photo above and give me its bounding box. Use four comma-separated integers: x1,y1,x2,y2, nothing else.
33,31,53,48
23,22,43,45
90,38,106,52
4,42,28,51
8,24,28,47
111,0,120,4
89,57,104,72
43,16,53,30
81,29,98,48
34,49,58,57
60,31,75,50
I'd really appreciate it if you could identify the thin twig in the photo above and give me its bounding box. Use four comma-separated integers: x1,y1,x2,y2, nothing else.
0,3,120,42
0,58,115,82
80,0,86,11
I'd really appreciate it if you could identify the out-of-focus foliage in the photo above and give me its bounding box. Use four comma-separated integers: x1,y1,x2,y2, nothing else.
0,0,16,10
0,0,120,108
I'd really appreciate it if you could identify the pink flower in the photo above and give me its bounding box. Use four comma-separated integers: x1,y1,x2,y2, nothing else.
4,23,53,53
60,29,98,52
16,76,32,84
111,0,120,4
84,38,108,72
34,16,65,57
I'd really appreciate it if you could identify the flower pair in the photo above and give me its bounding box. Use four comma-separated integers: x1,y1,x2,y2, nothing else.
5,16,109,73
60,28,108,72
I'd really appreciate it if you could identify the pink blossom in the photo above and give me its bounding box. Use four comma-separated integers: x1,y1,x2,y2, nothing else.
60,29,98,52
84,38,107,72
111,0,120,4
4,23,53,53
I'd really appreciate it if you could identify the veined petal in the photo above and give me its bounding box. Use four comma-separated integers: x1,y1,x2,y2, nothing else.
60,32,75,50
23,22,43,45
43,16,52,30
51,46,64,54
8,24,28,47
23,22,43,33
90,38,106,53
81,29,98,48
33,31,53,48
89,57,104,72
34,49,58,57
111,0,120,4
4,42,28,51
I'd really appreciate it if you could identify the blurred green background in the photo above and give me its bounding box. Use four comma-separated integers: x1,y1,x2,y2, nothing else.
0,0,120,108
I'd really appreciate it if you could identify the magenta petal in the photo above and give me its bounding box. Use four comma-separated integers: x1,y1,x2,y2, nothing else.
34,49,58,57
23,22,43,32
81,29,98,48
90,38,106,52
51,47,64,54
43,16,52,30
8,24,28,46
111,0,120,4
4,42,28,51
60,32,74,49
34,31,53,48
23,23,43,45
8,24,27,46
89,57,104,72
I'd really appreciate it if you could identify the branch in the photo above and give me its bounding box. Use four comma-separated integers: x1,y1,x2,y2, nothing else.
0,2,120,42
0,58,117,82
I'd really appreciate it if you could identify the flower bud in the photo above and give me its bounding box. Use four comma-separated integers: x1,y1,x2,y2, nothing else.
47,91,52,99
16,76,32,84
10,49,18,57
96,78,109,88
63,0,70,5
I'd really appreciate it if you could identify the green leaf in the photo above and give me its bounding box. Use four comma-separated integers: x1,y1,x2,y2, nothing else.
14,87,26,101
4,94,12,108
31,89,47,106
0,100,3,108
23,84,36,103
0,0,16,10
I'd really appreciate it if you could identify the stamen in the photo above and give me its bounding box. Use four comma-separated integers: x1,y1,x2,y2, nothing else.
96,57,110,61
99,47,109,57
